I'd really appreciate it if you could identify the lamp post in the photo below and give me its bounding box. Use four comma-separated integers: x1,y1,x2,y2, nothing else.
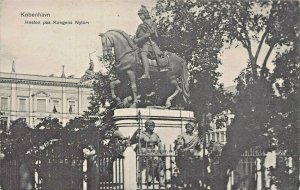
201,103,212,188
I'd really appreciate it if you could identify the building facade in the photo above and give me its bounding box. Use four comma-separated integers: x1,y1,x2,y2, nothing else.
207,110,235,145
0,69,93,129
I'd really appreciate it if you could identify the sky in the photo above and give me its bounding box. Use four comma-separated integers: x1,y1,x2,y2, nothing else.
0,0,267,87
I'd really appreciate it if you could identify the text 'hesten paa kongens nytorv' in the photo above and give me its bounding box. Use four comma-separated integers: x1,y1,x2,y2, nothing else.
21,12,90,26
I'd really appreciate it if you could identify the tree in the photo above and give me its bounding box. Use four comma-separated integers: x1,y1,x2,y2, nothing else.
154,0,231,117
154,0,299,189
154,0,233,188
267,32,300,190
216,1,299,189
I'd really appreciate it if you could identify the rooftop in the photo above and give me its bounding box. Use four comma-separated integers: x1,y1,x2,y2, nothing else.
0,72,92,88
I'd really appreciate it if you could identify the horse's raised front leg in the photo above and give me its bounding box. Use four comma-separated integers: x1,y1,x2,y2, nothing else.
126,70,138,108
110,79,122,104
165,78,182,108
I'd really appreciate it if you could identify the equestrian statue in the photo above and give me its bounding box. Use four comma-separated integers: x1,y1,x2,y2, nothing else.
99,5,190,108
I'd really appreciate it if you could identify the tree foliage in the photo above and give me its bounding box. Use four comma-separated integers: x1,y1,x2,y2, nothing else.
0,115,116,188
154,0,231,118
154,0,299,189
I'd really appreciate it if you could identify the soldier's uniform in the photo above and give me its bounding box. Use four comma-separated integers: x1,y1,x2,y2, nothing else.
131,119,165,186
139,130,162,152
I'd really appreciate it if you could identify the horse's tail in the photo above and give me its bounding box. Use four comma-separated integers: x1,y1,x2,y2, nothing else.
180,60,191,104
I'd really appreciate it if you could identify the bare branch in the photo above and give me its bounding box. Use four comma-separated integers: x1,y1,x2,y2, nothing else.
255,1,277,64
260,43,275,78
254,29,268,64
237,22,253,58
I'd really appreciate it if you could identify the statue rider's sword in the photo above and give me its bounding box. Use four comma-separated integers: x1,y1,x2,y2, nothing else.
148,37,162,72
144,22,162,72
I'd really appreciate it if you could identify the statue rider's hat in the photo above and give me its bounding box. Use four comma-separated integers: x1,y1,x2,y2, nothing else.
138,5,149,15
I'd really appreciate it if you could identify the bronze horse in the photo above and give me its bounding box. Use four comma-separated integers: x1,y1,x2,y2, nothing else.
99,30,190,108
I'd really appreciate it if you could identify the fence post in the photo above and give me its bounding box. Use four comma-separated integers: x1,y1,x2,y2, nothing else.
82,157,87,190
287,156,293,174
264,151,276,189
124,146,137,190
256,157,262,190
227,170,233,190
34,159,41,189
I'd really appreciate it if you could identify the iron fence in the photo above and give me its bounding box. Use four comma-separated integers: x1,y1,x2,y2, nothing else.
226,148,266,190
96,155,124,190
0,141,296,190
0,158,20,190
136,146,208,190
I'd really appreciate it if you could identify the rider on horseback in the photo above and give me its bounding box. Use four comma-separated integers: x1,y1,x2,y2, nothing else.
134,5,163,79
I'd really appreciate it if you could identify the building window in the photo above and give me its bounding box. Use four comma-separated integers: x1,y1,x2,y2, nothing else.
19,98,26,112
0,117,8,131
216,132,220,142
69,101,76,113
221,132,226,142
207,133,210,141
211,133,215,142
53,100,60,113
37,99,46,112
1,97,8,111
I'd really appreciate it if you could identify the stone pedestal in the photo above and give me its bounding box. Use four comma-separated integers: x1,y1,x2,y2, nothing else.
114,108,195,148
123,146,137,190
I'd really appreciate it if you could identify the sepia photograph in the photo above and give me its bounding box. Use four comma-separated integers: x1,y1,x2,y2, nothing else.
0,0,299,189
